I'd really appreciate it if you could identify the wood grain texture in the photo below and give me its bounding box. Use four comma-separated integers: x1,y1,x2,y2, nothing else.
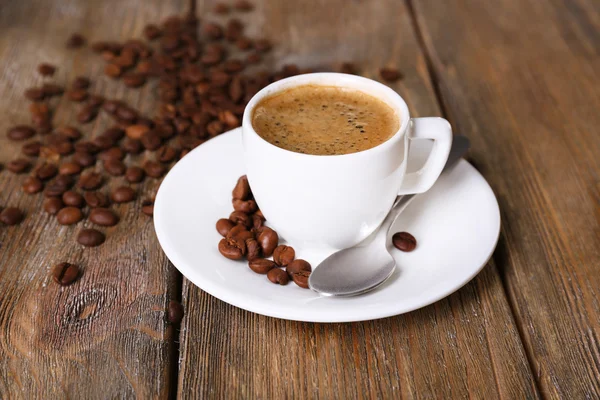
177,1,538,398
411,0,600,397
0,0,186,398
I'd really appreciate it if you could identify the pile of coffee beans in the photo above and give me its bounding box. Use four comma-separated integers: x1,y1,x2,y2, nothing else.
216,175,312,289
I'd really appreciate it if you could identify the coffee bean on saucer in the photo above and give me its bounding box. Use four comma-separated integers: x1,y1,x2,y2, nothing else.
23,176,44,194
125,166,145,183
379,67,403,82
52,262,80,286
111,186,135,203
256,226,278,257
89,208,119,226
245,238,261,260
267,268,289,285
232,199,257,214
248,258,275,274
232,175,250,200
226,224,251,240
7,158,31,173
291,270,311,289
273,245,295,267
218,237,246,260
56,207,83,225
77,228,105,247
0,207,24,225
392,232,417,252
141,200,154,216
216,218,235,237
84,191,109,208
43,197,64,215
7,125,36,141
62,191,84,208
78,172,103,190
286,259,311,277
167,300,184,324
229,211,252,228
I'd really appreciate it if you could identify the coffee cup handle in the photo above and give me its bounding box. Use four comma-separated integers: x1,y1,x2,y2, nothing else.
397,117,453,195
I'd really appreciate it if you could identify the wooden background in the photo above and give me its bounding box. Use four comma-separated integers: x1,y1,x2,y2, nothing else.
0,0,598,398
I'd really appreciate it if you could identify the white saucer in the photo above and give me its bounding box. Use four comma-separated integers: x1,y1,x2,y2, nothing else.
154,129,500,322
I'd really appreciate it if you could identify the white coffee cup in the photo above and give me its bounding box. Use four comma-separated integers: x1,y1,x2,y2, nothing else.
242,73,452,250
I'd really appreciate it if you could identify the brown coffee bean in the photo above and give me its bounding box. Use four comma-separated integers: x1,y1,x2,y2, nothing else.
232,175,250,200
121,138,143,154
125,124,149,140
273,245,295,267
37,63,56,76
66,33,86,48
216,218,235,237
123,72,147,88
62,191,84,208
56,206,83,225
51,141,74,156
124,166,144,183
203,22,223,40
232,199,258,214
77,228,105,247
59,162,82,175
67,89,88,102
392,232,417,252
340,62,357,74
167,300,184,324
72,76,91,90
235,0,253,11
291,270,311,289
41,196,63,215
35,163,58,180
7,125,36,141
116,106,138,123
78,172,103,190
223,59,245,74
73,151,96,168
84,191,109,208
102,99,122,114
7,158,30,173
56,126,82,141
206,121,224,136
141,130,162,150
25,87,45,101
111,186,136,203
214,2,230,14
77,104,99,123
246,52,261,64
229,211,252,228
88,94,104,108
102,127,125,141
267,268,289,285
254,38,271,52
257,227,278,257
22,176,43,194
286,259,312,277
41,83,64,97
251,213,264,229
89,208,119,226
218,237,246,260
91,135,115,151
104,63,122,78
379,68,403,82
226,224,250,240
52,262,80,286
141,200,154,216
22,141,41,156
248,258,275,274
245,238,261,260
0,207,23,226
103,159,126,176
143,24,162,40
44,175,73,197
157,145,178,163
74,141,100,154
143,161,166,178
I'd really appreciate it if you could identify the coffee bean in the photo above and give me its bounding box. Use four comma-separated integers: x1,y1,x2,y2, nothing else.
41,83,64,97
104,63,122,78
7,158,30,173
218,237,246,260
225,224,250,240
84,191,109,208
379,68,403,82
92,135,114,151
235,0,253,11
7,125,36,141
77,228,105,247
141,130,162,150
22,141,41,156
141,200,154,216
235,37,253,51
248,258,275,274
52,262,80,286
51,141,74,156
37,63,56,76
56,207,83,225
22,176,44,194
123,72,147,88
73,151,96,168
340,62,357,74
89,208,119,226
103,127,125,141
213,2,230,14
229,211,252,228
157,145,178,163
66,33,86,48
125,124,149,140
392,232,417,252
98,147,124,162
72,76,91,90
143,24,162,40
59,162,82,175
102,99,122,114
232,199,257,214
232,175,250,200
216,218,235,237
103,160,126,177
286,259,311,278
203,22,223,40
245,238,261,260
0,207,23,226
257,226,278,257
67,89,88,102
62,191,84,208
251,213,264,229
111,186,136,203
267,268,289,285
273,245,295,267
167,300,184,324
291,270,311,289
143,161,166,178
77,104,99,123
78,172,104,190
43,197,64,215
116,106,138,123
25,87,45,101
254,38,271,52
74,141,100,154
121,138,143,154
57,126,83,141
35,163,58,180
125,166,145,183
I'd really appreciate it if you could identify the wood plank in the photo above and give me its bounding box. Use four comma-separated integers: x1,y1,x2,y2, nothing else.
0,0,187,398
411,0,600,397
177,1,538,398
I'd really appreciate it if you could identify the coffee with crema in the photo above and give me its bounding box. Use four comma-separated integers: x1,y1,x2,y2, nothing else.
251,84,399,155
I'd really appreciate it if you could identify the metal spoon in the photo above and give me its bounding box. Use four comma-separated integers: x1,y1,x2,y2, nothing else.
308,136,471,297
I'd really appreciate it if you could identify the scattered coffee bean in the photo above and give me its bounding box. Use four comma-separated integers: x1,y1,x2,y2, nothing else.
141,200,154,216
143,24,162,40
52,262,80,286
77,228,105,247
121,138,143,154
7,158,30,173
257,226,278,257
7,125,36,141
218,237,246,260
56,206,83,225
254,38,272,52
213,2,230,14
157,145,179,163
89,208,119,226
22,176,44,194
167,300,184,324
41,83,64,97
291,270,311,289
216,218,235,237
111,186,136,203
123,72,147,88
103,159,126,176
379,67,403,82
72,76,91,90
248,258,275,274
87,94,105,108
267,268,289,285
59,162,82,175
73,151,96,168
37,63,56,76
235,0,254,12
286,259,312,277
77,104,99,123
43,197,64,215
25,87,45,101
141,130,162,150
74,141,100,154
84,191,109,208
66,33,86,48
232,175,250,200
226,224,250,240
125,124,149,140
273,245,295,267
125,166,145,183
229,211,252,228
67,89,88,102
62,191,84,208
232,198,257,213
35,162,58,180
143,161,166,178
251,213,264,229
392,232,417,252
22,141,41,156
78,172,103,190
92,135,114,151
104,63,122,78
0,207,24,226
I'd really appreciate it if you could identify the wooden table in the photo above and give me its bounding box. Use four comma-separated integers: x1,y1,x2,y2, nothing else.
0,0,598,398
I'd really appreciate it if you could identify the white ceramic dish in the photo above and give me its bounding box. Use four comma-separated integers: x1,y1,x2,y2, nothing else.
154,128,501,322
